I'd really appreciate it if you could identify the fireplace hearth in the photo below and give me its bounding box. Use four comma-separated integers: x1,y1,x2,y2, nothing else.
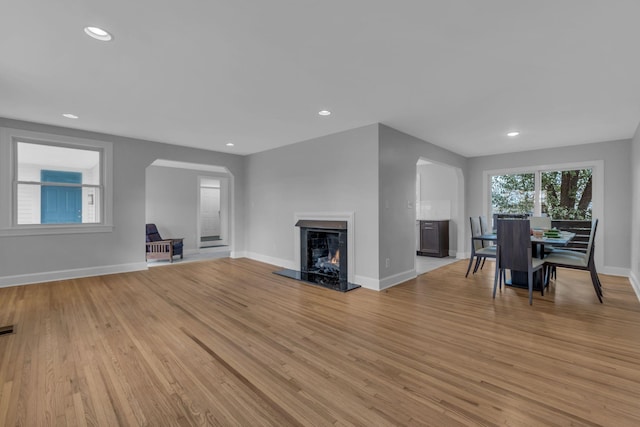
274,219,360,292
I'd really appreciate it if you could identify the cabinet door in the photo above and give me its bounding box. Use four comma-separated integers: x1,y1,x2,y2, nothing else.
418,220,449,257
420,222,439,253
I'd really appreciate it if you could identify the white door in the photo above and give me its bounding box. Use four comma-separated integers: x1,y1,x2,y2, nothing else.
198,176,229,248
200,187,220,237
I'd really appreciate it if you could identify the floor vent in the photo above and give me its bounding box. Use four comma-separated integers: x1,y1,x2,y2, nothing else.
0,325,15,336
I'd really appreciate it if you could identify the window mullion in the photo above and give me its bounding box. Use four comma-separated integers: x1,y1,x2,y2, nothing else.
534,170,541,216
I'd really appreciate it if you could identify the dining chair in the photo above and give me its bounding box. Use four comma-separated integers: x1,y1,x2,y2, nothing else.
465,217,496,277
543,219,602,303
477,216,494,269
479,216,492,239
493,219,545,305
529,215,556,280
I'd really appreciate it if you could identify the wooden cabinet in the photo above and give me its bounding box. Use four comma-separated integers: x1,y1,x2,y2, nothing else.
417,220,449,257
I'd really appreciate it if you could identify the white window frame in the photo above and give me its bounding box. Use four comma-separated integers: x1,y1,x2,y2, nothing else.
0,127,113,236
482,160,604,271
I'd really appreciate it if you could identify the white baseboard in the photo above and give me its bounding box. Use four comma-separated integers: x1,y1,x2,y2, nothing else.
629,271,640,302
378,269,417,291
230,250,246,259
243,252,296,270
600,266,630,277
456,251,468,259
354,275,380,291
0,262,148,288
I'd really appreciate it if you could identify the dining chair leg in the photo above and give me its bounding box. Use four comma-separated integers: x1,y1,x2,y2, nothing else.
473,257,482,274
592,267,603,296
493,247,501,298
480,257,486,270
589,268,603,303
465,256,475,277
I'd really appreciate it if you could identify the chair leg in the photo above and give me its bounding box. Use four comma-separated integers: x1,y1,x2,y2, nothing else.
465,256,475,278
593,268,603,296
589,267,603,303
473,257,482,274
544,265,555,287
528,270,533,305
480,257,486,270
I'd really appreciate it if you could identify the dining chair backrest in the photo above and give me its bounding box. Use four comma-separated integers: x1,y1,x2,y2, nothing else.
479,216,491,235
470,217,483,250
586,219,599,261
529,216,551,229
497,219,532,272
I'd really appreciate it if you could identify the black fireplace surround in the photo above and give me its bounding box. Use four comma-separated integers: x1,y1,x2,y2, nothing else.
274,220,360,292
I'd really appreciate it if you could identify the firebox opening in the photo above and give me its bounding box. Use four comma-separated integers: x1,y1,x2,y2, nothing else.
307,231,340,278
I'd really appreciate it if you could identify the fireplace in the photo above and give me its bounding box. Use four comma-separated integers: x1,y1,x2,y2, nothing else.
274,219,360,292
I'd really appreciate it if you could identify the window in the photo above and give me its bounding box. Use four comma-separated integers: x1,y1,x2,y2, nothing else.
490,167,593,220
491,173,535,216
0,128,113,235
16,142,102,224
541,169,592,220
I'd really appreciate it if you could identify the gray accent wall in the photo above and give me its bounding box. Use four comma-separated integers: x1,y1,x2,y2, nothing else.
630,123,640,294
378,125,467,285
466,139,632,274
0,118,245,285
244,124,380,286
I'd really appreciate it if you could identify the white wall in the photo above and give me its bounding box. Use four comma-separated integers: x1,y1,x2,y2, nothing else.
244,124,380,288
0,118,245,286
417,163,459,253
378,125,467,286
466,139,632,275
630,122,640,297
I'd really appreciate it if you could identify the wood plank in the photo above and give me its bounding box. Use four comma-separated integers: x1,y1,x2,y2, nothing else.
0,258,639,426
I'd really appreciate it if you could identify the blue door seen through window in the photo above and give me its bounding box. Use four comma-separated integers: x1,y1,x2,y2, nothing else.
41,170,82,224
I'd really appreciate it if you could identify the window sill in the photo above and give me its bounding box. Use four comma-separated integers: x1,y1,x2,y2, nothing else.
0,224,114,237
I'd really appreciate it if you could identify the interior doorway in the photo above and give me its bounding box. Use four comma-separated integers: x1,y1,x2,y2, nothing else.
415,157,465,274
198,176,229,248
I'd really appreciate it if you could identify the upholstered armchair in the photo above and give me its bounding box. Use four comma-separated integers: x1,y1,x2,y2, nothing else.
145,224,184,262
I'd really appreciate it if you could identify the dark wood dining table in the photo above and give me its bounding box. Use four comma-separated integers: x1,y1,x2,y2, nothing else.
474,231,575,288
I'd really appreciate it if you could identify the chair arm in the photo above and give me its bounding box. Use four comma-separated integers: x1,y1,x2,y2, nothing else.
146,240,174,252
166,237,183,244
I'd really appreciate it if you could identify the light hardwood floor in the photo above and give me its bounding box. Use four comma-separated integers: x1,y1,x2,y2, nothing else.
1,258,639,426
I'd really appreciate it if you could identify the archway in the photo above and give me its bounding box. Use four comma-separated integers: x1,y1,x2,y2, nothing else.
415,157,465,274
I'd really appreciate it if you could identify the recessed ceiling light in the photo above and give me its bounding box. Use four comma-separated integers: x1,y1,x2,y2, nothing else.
84,26,113,41
226,142,234,147
507,131,520,137
62,113,79,119
318,110,331,116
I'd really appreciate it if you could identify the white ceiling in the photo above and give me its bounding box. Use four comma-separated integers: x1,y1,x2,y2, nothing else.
2,1,640,157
